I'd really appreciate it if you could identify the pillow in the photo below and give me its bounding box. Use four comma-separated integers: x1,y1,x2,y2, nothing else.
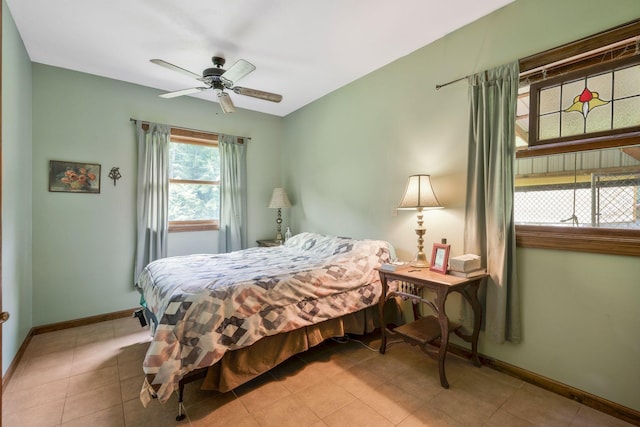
284,232,397,261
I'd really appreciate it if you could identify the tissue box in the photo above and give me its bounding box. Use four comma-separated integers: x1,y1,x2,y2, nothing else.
449,254,481,272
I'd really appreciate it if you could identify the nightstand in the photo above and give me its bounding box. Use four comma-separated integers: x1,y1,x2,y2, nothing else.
256,239,282,247
378,266,486,389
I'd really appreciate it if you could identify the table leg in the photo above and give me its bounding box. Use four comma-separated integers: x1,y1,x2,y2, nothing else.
436,290,450,389
467,283,482,367
379,274,387,354
453,281,483,368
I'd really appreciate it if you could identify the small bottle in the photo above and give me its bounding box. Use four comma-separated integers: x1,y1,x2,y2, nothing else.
284,227,292,242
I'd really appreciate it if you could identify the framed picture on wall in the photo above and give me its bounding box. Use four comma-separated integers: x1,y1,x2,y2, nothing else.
429,243,450,273
49,160,101,194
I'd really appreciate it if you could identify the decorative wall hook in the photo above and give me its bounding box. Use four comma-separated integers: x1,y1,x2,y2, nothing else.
108,167,122,186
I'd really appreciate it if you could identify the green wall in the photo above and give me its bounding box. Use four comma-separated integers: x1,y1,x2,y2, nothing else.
3,0,639,415
283,0,640,412
2,0,33,374
31,64,284,326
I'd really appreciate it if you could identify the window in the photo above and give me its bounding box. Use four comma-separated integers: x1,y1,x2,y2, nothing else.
514,147,640,227
168,128,220,232
529,56,640,147
514,19,640,256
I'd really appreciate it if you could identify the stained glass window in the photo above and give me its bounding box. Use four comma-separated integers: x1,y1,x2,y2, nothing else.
515,20,640,256
529,56,640,147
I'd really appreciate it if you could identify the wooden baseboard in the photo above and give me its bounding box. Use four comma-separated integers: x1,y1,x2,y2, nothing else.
31,308,137,335
2,308,137,391
2,329,34,392
447,343,640,426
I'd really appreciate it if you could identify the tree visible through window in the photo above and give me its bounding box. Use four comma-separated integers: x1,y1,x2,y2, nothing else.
168,132,220,232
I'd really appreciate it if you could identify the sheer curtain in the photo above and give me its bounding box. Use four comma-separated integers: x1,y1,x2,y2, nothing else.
463,61,521,344
218,134,247,253
133,121,170,282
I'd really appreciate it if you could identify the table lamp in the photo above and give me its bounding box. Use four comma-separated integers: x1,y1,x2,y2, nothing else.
398,174,443,267
268,187,292,243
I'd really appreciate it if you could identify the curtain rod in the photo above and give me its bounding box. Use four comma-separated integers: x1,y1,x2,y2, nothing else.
129,118,252,141
435,75,469,90
436,35,639,91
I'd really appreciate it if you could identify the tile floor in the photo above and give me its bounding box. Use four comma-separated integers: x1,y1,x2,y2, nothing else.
2,317,634,426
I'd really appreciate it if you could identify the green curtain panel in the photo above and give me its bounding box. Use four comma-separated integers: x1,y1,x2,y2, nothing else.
218,134,248,253
464,61,521,344
134,122,171,283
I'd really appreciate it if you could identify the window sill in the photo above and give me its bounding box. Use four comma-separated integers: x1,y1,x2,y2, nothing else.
169,220,219,233
515,225,640,257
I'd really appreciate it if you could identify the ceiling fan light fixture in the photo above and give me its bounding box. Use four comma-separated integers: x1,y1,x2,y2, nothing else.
217,91,236,114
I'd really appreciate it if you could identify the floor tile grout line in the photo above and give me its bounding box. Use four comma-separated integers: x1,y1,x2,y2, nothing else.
60,388,71,426
63,321,118,425
484,379,523,425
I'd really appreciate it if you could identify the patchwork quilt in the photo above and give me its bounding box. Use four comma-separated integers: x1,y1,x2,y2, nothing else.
135,232,392,403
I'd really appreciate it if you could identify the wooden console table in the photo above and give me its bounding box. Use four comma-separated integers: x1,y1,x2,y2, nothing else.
378,266,486,388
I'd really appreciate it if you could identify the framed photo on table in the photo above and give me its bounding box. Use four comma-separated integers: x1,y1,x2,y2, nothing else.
430,243,450,273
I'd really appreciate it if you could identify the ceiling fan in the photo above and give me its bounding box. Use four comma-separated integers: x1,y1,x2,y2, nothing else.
151,56,282,113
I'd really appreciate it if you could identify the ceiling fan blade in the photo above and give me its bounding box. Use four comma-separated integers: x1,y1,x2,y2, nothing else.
151,59,203,81
217,91,236,114
220,59,256,87
232,87,283,103
159,87,206,98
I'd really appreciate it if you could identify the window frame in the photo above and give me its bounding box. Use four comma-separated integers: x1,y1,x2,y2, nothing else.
167,128,221,233
515,18,640,257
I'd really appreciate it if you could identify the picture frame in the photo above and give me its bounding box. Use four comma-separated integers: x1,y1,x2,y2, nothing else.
49,160,101,194
429,243,450,273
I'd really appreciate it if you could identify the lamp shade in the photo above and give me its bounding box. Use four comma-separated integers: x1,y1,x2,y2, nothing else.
268,187,292,209
398,174,443,209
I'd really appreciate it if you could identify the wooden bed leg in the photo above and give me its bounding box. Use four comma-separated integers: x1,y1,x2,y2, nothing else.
176,383,186,421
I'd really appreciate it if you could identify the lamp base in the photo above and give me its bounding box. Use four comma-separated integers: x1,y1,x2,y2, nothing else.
411,252,430,268
274,208,283,243
411,212,429,268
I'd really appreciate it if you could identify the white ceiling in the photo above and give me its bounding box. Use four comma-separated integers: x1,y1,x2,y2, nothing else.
6,0,514,117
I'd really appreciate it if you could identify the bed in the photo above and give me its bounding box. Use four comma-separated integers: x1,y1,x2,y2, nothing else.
134,232,394,417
